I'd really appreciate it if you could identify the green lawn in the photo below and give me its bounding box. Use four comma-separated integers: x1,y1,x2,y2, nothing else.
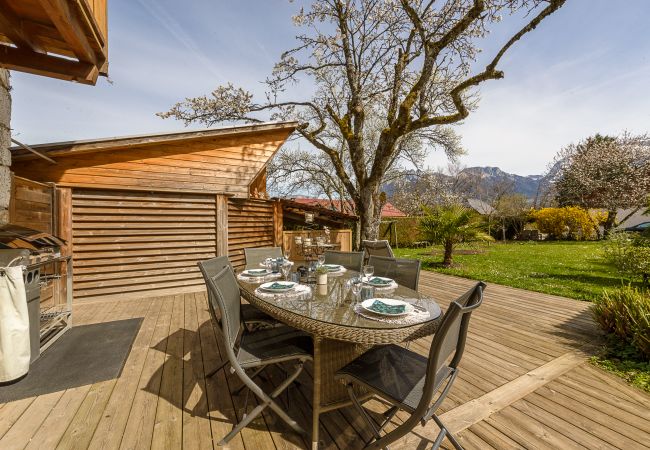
393,241,633,302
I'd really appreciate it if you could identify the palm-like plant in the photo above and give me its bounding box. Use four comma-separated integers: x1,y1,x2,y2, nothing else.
419,205,494,267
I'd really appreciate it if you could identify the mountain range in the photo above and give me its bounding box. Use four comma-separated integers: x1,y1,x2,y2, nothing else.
384,166,553,201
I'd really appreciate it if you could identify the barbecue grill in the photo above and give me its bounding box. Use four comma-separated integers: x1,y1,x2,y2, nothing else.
0,225,72,362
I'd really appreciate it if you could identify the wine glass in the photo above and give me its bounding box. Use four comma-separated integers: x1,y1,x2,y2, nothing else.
317,254,326,267
281,261,292,281
362,265,374,282
350,277,363,304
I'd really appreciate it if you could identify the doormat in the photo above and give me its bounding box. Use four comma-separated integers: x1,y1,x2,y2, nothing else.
0,318,142,402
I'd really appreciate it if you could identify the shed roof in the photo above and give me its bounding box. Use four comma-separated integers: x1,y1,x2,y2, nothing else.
10,121,298,198
11,121,299,161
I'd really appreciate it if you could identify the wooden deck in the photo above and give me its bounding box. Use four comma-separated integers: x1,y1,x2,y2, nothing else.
1,271,649,449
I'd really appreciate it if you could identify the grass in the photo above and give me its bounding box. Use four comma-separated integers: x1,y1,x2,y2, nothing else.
393,240,635,302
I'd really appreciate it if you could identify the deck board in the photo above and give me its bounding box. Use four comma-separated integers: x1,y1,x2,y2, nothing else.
1,271,649,449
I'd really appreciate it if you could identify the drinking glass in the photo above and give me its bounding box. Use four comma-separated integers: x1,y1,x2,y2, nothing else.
317,254,326,266
350,277,363,304
362,265,374,282
281,261,292,281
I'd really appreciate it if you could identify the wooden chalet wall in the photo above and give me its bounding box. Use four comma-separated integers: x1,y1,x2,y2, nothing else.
67,189,229,302
227,199,281,268
9,176,54,234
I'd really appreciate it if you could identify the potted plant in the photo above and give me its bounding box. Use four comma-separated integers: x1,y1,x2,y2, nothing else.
315,265,329,285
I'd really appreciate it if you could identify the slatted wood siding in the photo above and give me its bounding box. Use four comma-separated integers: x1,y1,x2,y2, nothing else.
228,199,276,268
71,189,218,302
9,176,54,233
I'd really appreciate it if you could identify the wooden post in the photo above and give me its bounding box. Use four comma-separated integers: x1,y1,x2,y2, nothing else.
273,200,283,248
216,194,228,257
56,187,72,255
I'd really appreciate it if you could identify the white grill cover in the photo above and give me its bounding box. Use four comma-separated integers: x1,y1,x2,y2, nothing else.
0,266,30,382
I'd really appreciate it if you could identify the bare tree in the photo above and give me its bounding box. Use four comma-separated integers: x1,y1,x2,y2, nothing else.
554,133,650,237
159,0,566,241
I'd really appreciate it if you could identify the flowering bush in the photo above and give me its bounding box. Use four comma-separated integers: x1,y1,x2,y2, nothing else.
530,207,597,240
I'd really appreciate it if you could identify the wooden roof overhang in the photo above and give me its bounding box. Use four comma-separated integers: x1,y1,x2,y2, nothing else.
279,198,358,228
0,0,108,84
10,121,298,198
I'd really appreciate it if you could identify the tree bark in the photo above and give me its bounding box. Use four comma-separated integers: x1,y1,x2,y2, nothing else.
443,240,454,267
603,209,618,238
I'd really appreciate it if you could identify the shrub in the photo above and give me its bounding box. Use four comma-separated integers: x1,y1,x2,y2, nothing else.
603,231,650,284
591,286,650,360
530,206,597,240
379,217,422,247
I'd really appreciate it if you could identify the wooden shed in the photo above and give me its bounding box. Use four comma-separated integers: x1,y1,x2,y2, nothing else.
11,122,297,302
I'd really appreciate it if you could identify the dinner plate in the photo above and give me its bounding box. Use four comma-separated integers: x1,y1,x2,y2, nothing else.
363,276,394,287
259,281,298,293
322,264,343,272
360,298,414,317
242,269,271,277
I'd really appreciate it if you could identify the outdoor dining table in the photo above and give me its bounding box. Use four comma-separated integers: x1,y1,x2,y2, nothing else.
238,269,443,449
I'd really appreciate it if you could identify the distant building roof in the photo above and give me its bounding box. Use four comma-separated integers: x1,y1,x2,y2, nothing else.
466,198,495,215
290,197,407,218
615,208,649,229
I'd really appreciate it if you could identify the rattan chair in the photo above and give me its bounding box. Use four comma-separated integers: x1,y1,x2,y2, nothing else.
362,240,395,260
323,250,364,272
198,257,277,364
198,260,313,445
244,247,283,269
335,282,486,450
367,255,421,290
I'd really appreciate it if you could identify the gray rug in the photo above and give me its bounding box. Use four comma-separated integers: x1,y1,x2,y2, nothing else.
0,318,142,402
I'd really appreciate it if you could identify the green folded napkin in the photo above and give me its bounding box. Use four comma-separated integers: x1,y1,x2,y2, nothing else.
323,264,342,272
368,300,406,314
368,277,392,285
246,269,268,276
266,282,294,290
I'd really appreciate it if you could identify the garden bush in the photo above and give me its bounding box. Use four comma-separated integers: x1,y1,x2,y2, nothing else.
378,217,423,247
530,206,597,240
591,285,650,360
603,231,650,285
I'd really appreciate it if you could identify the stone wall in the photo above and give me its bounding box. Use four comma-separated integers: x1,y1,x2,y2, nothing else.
0,69,10,225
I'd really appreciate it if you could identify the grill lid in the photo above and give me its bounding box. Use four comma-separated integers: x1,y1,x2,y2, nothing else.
0,224,65,252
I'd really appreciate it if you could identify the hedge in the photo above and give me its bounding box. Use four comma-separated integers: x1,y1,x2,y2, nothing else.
379,217,424,247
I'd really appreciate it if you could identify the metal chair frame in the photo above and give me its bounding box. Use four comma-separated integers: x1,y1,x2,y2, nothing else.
336,282,486,450
323,250,364,272
198,258,312,445
362,240,395,261
367,255,421,291
244,247,283,269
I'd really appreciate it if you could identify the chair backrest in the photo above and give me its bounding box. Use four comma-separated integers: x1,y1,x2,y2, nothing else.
367,255,421,290
417,282,485,415
244,247,283,269
362,240,395,259
197,257,241,352
324,250,364,272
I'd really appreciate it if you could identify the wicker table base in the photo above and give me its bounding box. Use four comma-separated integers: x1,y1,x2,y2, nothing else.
312,337,372,449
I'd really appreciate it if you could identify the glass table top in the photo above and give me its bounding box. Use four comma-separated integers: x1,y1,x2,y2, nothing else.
238,269,442,331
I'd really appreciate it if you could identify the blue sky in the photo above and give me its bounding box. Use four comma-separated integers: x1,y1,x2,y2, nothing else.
9,0,650,176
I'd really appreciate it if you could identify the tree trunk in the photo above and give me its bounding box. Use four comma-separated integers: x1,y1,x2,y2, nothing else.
356,185,381,245
603,209,618,238
443,240,454,267
0,69,10,226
